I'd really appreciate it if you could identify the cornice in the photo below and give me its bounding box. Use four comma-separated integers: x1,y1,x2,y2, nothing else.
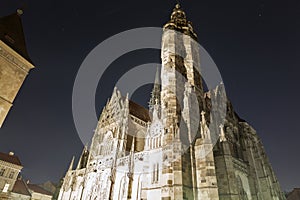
0,40,34,73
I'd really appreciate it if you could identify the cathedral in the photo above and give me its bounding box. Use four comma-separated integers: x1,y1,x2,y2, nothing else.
58,4,285,200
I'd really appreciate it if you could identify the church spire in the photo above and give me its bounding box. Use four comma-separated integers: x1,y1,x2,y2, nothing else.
68,156,75,171
76,145,89,170
149,66,161,110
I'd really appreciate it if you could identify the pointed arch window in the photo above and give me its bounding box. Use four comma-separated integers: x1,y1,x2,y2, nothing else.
152,163,159,183
101,131,114,156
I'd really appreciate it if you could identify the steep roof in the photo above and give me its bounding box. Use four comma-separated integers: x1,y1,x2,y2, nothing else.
38,181,58,194
128,100,151,122
287,188,300,200
0,11,33,64
11,179,31,196
0,152,22,166
27,184,53,196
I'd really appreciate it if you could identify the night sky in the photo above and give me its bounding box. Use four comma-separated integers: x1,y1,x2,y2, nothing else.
1,0,299,191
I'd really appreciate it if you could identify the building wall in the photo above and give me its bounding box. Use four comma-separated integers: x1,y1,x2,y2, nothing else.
212,98,285,200
30,192,52,200
10,192,31,200
0,40,34,127
0,160,22,193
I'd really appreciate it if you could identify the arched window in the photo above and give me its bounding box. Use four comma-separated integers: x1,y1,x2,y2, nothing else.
237,175,248,200
8,171,14,179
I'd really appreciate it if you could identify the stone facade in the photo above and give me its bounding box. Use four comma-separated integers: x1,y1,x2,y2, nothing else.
0,11,34,127
58,4,285,200
0,152,23,199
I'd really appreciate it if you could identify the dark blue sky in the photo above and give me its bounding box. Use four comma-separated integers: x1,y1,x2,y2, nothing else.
0,0,299,191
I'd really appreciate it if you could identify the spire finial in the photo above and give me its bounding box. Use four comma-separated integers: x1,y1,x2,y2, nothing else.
164,1,198,40
68,156,75,171
149,66,161,109
17,9,23,16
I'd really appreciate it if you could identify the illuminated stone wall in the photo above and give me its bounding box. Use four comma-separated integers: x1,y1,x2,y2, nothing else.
0,40,34,127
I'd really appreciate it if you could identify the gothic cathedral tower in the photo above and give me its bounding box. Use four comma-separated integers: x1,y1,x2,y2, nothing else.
159,4,205,200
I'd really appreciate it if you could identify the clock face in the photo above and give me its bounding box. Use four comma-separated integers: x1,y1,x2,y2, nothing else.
151,122,162,137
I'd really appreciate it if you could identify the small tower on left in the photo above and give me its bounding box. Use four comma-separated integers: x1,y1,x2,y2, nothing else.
0,9,34,127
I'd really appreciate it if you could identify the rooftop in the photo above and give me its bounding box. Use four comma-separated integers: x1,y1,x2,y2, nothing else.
0,152,22,166
27,183,53,196
128,100,151,122
287,188,300,200
0,11,33,64
11,179,31,196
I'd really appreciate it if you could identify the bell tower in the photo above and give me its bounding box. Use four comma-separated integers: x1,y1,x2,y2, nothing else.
161,3,205,133
0,10,35,127
160,4,205,200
